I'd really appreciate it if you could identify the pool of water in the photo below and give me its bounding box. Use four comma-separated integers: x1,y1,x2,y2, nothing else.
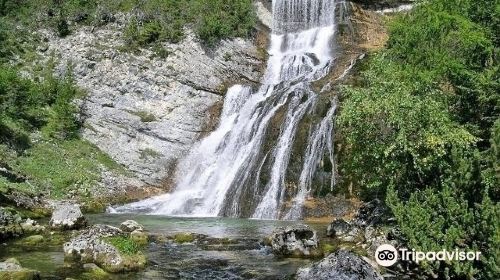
1,214,330,280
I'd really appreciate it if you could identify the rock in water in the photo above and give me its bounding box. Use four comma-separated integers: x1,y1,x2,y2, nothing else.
0,258,41,280
49,203,88,230
64,224,146,273
268,225,320,257
296,250,383,280
119,220,144,232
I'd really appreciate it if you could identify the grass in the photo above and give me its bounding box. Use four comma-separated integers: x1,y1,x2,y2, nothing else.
104,236,141,255
2,0,256,50
1,138,127,199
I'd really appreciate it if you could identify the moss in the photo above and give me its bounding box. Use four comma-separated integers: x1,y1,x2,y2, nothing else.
320,243,338,255
99,252,147,273
103,236,141,255
81,200,107,214
18,235,44,246
130,230,149,246
173,233,195,243
81,264,111,280
0,270,40,280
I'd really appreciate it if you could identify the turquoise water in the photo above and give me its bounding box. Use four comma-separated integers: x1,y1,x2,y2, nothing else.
1,214,329,279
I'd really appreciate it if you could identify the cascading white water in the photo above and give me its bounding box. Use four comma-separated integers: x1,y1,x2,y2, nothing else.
113,0,338,219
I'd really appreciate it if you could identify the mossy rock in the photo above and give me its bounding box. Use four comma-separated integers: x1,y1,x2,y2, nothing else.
130,230,149,247
0,270,41,280
0,258,41,280
18,235,44,246
99,252,147,273
173,233,195,243
81,263,111,280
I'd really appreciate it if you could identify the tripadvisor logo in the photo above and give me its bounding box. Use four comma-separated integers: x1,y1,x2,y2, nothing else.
375,244,481,267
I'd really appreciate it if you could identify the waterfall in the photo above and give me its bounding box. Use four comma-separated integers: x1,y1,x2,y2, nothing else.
113,0,338,220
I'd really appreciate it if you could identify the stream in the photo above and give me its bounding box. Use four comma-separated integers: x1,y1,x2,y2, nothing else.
0,214,329,279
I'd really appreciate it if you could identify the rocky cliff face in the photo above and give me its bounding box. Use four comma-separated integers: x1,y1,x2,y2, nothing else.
35,14,265,186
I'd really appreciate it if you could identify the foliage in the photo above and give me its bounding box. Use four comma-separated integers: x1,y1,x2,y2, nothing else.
337,0,499,278
0,65,81,147
1,0,256,47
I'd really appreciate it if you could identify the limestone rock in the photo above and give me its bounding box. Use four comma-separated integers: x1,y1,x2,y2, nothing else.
119,220,144,232
296,250,383,280
63,224,146,273
49,204,87,230
268,225,320,257
35,20,264,186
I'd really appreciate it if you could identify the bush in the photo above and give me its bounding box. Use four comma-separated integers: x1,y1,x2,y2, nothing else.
336,0,499,278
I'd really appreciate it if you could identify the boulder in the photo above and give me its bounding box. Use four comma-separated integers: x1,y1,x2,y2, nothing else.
0,258,41,280
130,230,148,246
63,224,146,273
296,250,383,280
268,225,320,257
327,219,365,243
20,219,45,234
0,207,23,241
49,204,87,230
353,199,391,227
81,263,110,280
19,235,44,246
119,220,144,232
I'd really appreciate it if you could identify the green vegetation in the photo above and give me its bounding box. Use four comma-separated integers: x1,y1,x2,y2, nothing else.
1,0,255,48
0,10,125,203
104,236,142,255
337,0,499,279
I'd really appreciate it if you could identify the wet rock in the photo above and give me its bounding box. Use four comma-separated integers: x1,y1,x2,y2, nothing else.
296,249,383,280
0,258,41,280
327,219,365,243
353,199,391,227
49,204,88,230
268,225,321,257
119,220,144,232
63,224,146,273
82,263,110,280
